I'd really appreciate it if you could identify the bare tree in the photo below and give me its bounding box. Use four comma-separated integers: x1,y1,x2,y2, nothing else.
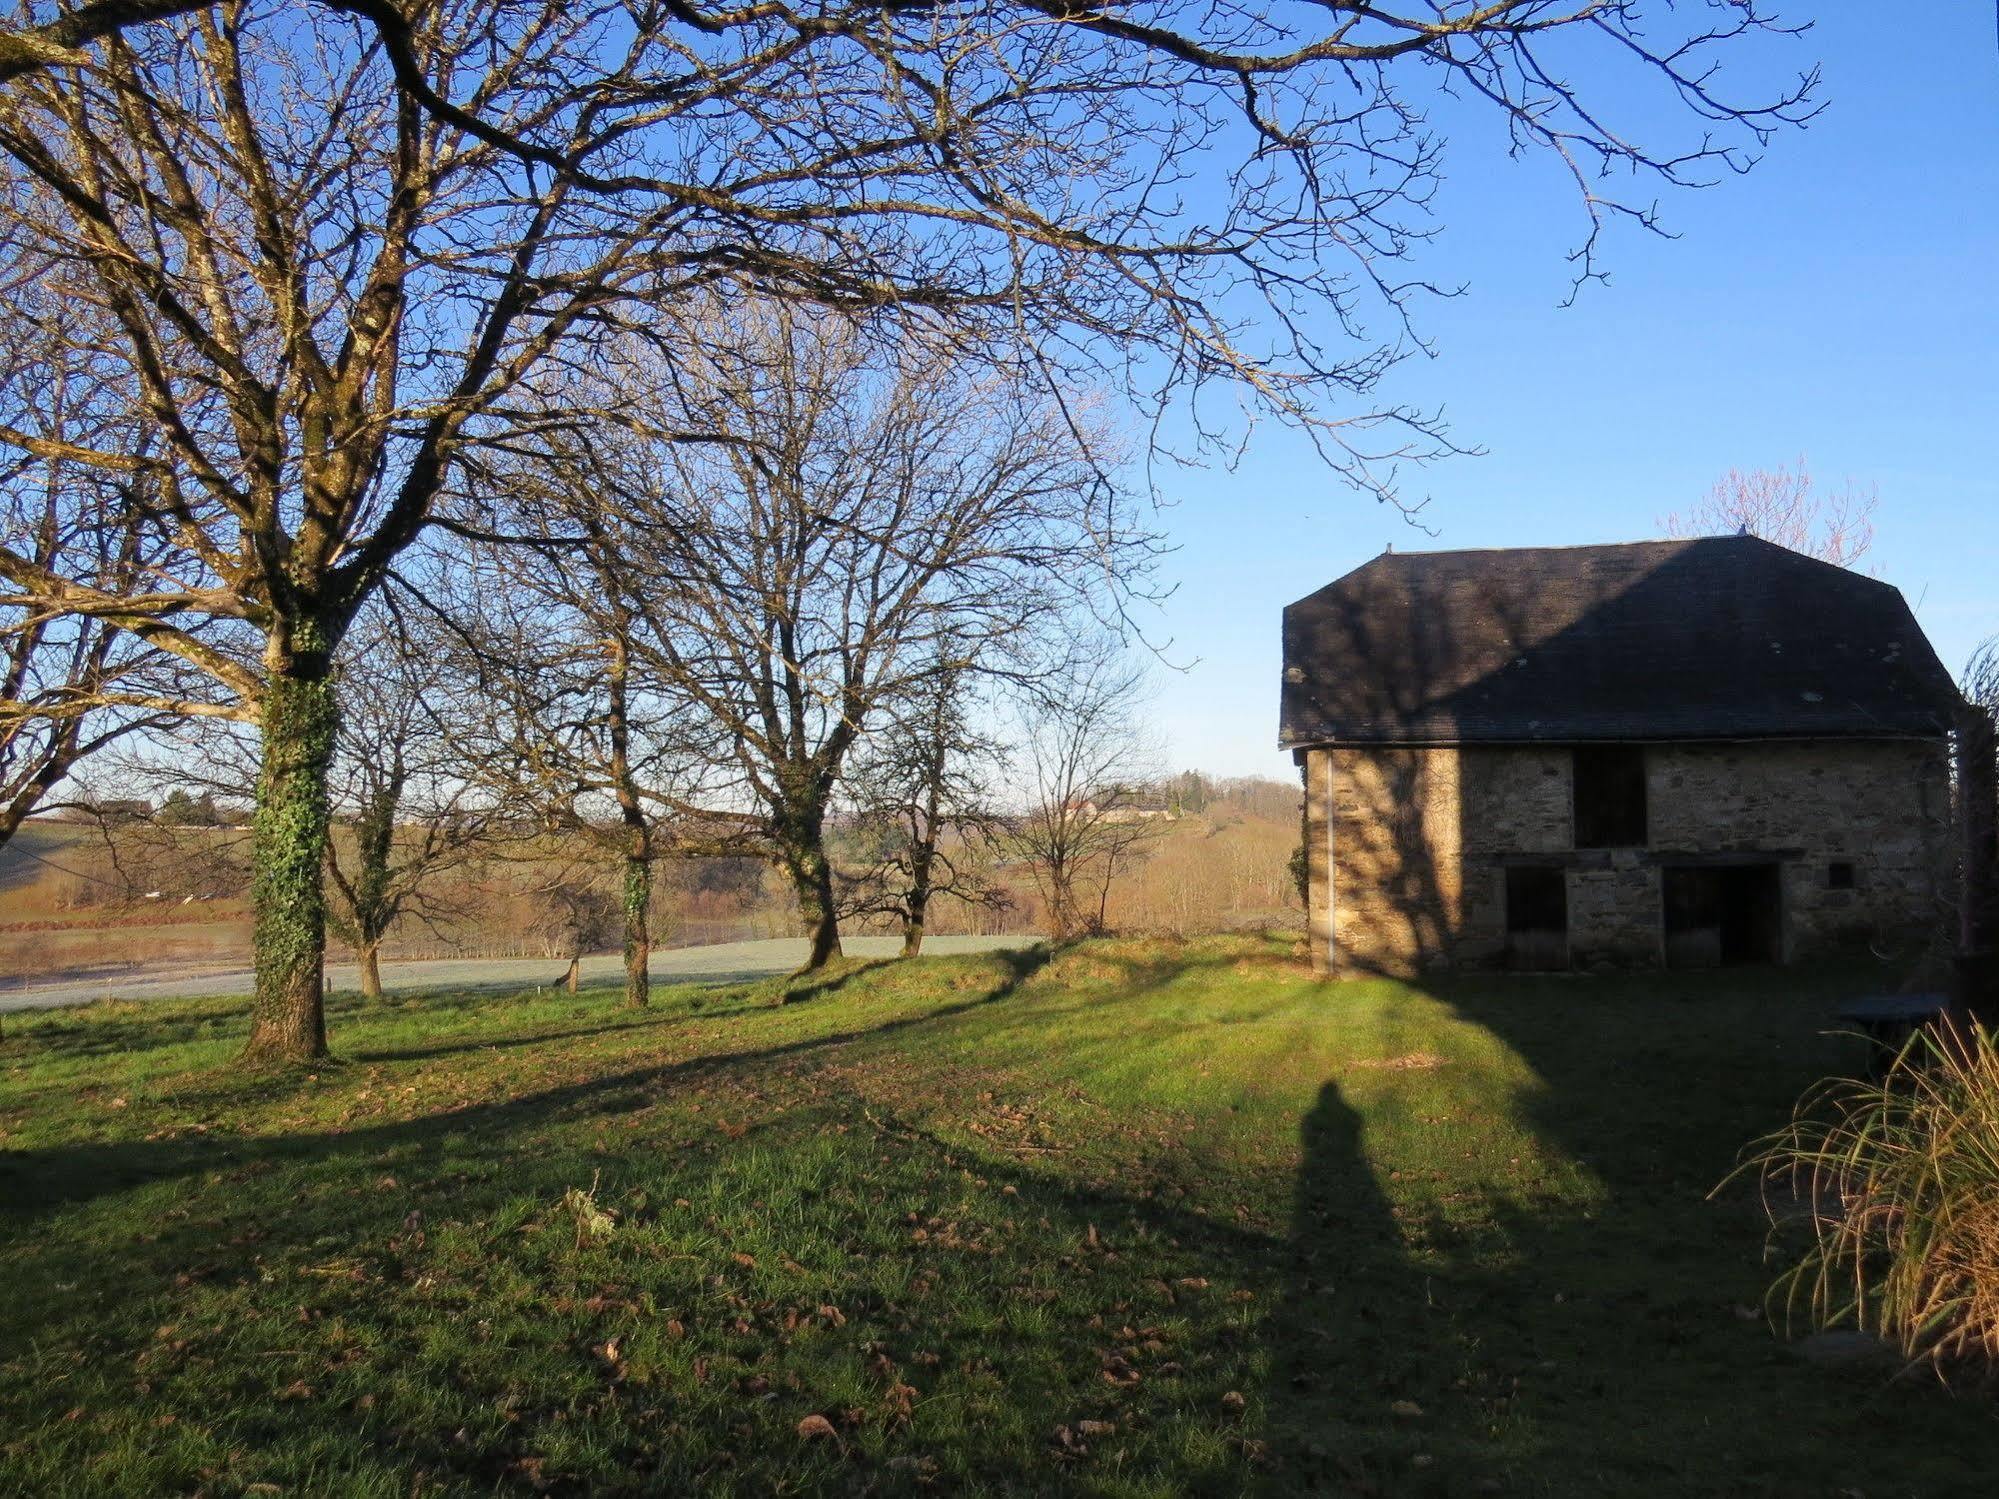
0,264,203,846
60,772,250,905
530,877,621,995
0,2,1819,1056
0,12,699,1058
0,505,173,847
320,607,504,998
1661,461,1878,567
433,534,735,1010
111,598,507,995
1014,647,1162,940
843,646,1012,957
498,312,1147,970
1966,638,1999,753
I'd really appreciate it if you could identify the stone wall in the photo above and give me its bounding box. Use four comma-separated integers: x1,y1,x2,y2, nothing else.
1302,745,1463,974
1644,740,1949,958
1303,738,1951,974
1301,750,1334,971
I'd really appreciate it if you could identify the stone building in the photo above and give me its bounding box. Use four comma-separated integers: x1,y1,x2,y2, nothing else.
1279,537,1964,974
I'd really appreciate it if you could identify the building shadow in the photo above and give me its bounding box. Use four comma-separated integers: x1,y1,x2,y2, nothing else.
1256,964,1999,1496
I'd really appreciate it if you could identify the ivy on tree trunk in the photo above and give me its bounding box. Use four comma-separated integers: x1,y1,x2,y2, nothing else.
623,853,651,1010
244,646,338,1062
344,777,399,1000
784,840,842,971
900,839,934,958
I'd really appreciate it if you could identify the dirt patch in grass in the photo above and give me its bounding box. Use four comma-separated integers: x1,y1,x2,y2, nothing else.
1349,1050,1449,1072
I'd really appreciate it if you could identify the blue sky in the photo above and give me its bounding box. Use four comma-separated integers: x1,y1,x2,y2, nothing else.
1148,4,1999,780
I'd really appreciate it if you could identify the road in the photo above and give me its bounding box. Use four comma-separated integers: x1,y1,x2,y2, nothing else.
0,933,1038,1013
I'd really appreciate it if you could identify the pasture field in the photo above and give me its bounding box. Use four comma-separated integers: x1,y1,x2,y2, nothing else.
3,936,1994,1495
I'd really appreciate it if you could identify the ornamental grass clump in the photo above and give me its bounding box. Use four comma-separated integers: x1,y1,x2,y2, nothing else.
1739,1024,1999,1378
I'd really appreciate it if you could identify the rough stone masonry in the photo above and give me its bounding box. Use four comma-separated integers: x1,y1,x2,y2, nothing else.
1281,537,1964,975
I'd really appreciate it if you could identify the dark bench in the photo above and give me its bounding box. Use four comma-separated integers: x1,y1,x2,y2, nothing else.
1834,992,1949,1077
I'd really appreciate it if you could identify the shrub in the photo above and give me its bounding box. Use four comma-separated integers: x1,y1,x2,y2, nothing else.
1738,1024,1999,1377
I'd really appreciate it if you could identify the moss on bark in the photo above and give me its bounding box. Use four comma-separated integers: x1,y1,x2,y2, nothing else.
780,829,842,970
623,854,651,1010
243,649,338,1062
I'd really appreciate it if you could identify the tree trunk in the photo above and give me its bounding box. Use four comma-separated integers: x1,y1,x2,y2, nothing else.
605,638,651,1009
0,678,85,855
357,940,384,1000
623,853,651,1010
901,842,933,958
243,657,339,1062
785,836,843,971
0,745,71,853
346,780,400,997
1045,863,1080,942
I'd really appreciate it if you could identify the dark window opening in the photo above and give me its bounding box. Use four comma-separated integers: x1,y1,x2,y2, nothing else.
1827,860,1857,891
1505,866,1569,971
1663,863,1783,968
1573,746,1648,848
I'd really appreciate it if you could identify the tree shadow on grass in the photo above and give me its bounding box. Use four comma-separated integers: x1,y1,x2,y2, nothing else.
345,1014,673,1066
3,999,251,1064
18,941,1997,1494
0,943,1289,1496
776,956,895,1005
777,946,1050,1007
0,949,1054,1226
3,982,587,1066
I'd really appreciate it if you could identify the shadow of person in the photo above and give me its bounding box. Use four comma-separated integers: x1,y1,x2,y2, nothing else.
1260,1079,1465,1495
1255,1079,1551,1499
1263,968,1999,1498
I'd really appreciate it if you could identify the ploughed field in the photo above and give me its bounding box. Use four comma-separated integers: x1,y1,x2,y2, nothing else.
2,936,1993,1495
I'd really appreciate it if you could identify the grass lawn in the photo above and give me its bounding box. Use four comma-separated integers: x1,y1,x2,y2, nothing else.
2,935,1995,1496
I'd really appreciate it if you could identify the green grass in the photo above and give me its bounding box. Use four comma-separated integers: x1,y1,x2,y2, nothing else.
2,935,1995,1496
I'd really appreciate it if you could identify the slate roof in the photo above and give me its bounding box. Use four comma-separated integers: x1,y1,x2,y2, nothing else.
1279,536,1964,748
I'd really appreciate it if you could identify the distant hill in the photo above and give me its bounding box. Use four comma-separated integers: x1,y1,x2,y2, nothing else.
0,775,1305,983
0,820,92,898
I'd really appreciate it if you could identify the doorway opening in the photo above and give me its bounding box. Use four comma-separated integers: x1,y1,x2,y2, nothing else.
1504,865,1569,971
1663,863,1783,968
